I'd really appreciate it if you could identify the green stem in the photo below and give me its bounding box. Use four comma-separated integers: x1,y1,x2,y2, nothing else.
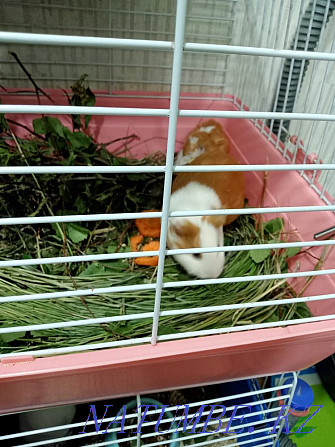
10,130,72,255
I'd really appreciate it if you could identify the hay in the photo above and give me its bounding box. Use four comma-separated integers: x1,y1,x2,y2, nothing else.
0,214,312,354
0,78,311,354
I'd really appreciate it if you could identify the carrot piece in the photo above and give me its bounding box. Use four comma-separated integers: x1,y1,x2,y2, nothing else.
134,256,159,266
142,241,160,251
134,241,160,267
130,234,143,252
135,210,161,237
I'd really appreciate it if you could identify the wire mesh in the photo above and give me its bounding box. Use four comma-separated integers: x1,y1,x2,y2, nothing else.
0,0,235,93
0,0,334,360
0,373,297,447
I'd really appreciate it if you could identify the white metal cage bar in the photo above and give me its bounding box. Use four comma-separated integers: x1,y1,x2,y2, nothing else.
1,312,334,359
1,30,335,61
0,305,334,336
1,238,335,269
2,104,335,121
150,0,188,345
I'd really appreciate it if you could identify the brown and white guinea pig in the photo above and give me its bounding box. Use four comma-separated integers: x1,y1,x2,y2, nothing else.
168,133,245,279
175,119,230,166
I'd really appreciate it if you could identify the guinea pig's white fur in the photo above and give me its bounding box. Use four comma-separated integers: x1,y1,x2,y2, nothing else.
175,146,205,166
168,182,225,279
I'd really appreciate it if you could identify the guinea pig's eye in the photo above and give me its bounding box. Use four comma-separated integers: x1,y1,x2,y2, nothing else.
193,253,202,259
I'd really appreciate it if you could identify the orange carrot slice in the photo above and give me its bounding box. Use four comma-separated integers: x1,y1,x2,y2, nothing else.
134,241,160,266
135,210,161,238
130,234,144,252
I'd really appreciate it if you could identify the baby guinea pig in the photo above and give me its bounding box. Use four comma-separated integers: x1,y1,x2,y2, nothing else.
167,149,245,279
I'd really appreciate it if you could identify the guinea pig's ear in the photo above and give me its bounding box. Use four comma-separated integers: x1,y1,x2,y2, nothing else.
202,212,227,227
169,221,184,237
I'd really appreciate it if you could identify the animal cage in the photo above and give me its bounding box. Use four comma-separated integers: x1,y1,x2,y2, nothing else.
0,0,335,419
0,373,297,446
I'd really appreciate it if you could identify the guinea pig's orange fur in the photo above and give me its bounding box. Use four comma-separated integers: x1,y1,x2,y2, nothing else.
166,220,201,251
183,119,230,155
171,148,245,226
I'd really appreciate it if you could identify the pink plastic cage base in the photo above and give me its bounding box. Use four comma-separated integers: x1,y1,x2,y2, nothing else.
0,91,335,413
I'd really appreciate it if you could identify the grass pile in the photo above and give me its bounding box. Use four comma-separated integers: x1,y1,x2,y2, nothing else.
0,76,312,355
0,214,311,354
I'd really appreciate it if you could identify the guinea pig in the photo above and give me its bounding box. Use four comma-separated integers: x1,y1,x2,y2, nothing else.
167,149,245,279
175,119,230,166
179,119,230,160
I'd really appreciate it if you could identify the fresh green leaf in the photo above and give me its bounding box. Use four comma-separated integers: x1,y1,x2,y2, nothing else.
0,331,26,343
79,262,106,276
264,312,279,323
29,331,42,338
33,117,66,137
65,130,91,149
158,324,175,336
85,87,95,107
263,218,284,235
47,117,67,137
250,248,271,263
103,259,126,269
74,196,86,213
33,118,48,134
66,223,90,243
295,303,312,319
113,322,132,335
285,246,301,258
